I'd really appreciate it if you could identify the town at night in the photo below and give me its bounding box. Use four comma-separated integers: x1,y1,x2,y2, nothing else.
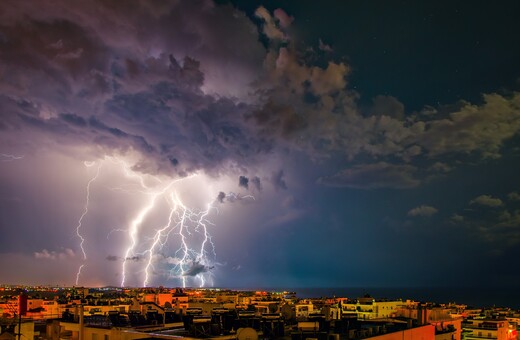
1,285,519,339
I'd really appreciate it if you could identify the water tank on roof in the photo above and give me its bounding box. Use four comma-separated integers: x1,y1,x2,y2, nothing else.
237,327,258,340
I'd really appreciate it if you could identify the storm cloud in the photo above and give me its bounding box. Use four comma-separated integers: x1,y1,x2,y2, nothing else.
1,0,520,188
2,0,520,289
182,261,214,277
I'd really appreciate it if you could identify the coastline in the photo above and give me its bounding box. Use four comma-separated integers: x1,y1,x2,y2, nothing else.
233,286,520,310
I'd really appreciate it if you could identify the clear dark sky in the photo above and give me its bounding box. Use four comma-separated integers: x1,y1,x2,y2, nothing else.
1,0,520,289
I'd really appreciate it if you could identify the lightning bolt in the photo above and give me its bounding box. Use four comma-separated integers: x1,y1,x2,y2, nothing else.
165,193,219,288
143,203,176,287
195,202,217,287
110,157,160,191
198,202,216,263
76,264,85,286
70,157,243,288
138,190,220,288
120,174,198,287
224,192,256,202
106,228,126,239
75,162,102,285
0,153,24,162
175,193,190,288
121,191,161,287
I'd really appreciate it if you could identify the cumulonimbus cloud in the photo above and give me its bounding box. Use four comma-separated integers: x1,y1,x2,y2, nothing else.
2,0,520,190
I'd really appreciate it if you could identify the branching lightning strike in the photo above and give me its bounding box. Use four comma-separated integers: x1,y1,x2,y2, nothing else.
166,192,217,288
119,171,219,288
71,157,241,288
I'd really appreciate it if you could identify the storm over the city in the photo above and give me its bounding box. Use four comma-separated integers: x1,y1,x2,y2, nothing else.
1,0,520,288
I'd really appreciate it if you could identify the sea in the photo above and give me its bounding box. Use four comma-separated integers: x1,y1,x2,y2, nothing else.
248,287,520,310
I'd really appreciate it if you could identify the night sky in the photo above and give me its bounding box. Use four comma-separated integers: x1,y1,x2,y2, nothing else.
1,0,520,289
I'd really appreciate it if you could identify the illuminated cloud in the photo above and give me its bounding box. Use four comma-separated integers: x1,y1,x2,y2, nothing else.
470,195,504,207
0,0,270,179
2,2,519,191
318,39,333,52
452,208,520,249
451,214,465,223
407,205,438,217
508,192,520,201
273,8,294,28
415,93,520,159
34,248,75,260
448,190,520,255
255,6,286,41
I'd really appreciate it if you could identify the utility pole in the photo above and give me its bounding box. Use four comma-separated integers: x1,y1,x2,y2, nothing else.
17,292,27,340
79,304,84,340
17,312,21,340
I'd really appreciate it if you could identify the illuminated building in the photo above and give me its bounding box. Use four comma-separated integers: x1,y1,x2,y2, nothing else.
397,302,463,340
462,319,517,340
342,297,405,320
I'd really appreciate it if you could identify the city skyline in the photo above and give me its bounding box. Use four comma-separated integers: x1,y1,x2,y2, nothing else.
1,0,520,288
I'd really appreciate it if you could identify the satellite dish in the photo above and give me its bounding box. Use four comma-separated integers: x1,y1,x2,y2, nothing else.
237,327,258,340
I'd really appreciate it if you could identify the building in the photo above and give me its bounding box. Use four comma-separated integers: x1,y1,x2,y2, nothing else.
342,297,405,320
366,324,435,340
462,319,517,340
